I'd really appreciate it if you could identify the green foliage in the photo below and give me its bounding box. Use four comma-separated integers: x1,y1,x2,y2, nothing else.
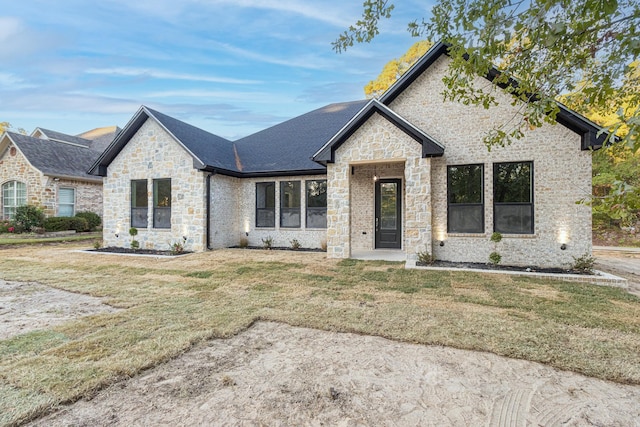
43,217,89,232
571,253,596,274
170,241,185,255
490,232,503,243
290,238,301,250
0,220,13,233
335,1,640,152
130,240,140,250
262,236,273,249
489,251,502,265
14,205,45,232
75,211,101,231
93,240,102,250
129,227,138,237
416,250,436,265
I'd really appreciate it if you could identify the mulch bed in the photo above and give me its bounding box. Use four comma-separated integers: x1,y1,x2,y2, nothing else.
92,247,191,256
230,246,326,252
417,260,593,275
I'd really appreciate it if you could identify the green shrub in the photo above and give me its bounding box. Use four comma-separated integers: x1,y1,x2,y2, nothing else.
14,205,45,232
572,252,596,274
262,236,273,249
44,216,89,232
75,211,101,231
0,220,12,233
489,251,502,265
416,250,436,265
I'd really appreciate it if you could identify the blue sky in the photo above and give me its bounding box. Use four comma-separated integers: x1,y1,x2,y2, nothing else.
1,0,433,140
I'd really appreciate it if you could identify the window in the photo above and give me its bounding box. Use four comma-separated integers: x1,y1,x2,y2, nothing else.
306,180,327,228
131,180,148,228
447,164,484,233
256,182,275,227
58,188,75,217
280,181,301,228
153,179,171,229
493,162,533,234
2,181,26,219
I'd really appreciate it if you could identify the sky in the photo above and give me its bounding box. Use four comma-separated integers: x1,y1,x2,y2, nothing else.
1,0,433,140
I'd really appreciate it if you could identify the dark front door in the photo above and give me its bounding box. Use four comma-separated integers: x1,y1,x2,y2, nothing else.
375,179,402,249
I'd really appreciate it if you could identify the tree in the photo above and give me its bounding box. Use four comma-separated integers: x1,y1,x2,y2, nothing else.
0,122,10,133
364,40,432,98
334,0,640,152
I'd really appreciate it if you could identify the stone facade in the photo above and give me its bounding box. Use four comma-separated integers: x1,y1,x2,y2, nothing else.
387,55,591,267
102,119,207,252
0,141,102,219
235,175,328,249
327,113,432,259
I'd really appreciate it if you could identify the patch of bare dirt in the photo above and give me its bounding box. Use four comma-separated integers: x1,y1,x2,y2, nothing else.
30,322,640,426
0,280,119,340
594,249,640,296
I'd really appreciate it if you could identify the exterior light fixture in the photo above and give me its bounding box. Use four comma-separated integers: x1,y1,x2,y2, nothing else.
560,244,567,250
115,233,119,238
439,240,445,247
245,231,249,236
183,236,187,242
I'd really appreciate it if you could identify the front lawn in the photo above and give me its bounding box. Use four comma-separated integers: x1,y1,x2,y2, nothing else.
0,244,638,425
0,232,101,246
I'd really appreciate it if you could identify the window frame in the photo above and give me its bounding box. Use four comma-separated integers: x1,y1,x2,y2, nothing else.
2,181,27,220
153,178,171,229
279,181,301,228
493,161,534,234
255,181,276,228
58,187,76,217
305,179,327,229
130,179,148,229
446,164,484,233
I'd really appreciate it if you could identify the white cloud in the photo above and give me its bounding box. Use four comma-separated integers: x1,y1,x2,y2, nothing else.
0,73,34,89
84,68,262,85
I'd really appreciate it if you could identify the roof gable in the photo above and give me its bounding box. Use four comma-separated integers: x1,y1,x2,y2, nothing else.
32,128,93,147
89,106,235,176
313,99,444,164
379,41,607,150
2,131,102,182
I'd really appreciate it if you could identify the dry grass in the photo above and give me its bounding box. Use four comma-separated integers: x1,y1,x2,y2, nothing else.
1,244,639,426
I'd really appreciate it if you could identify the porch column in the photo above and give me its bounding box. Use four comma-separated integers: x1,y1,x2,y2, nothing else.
404,156,433,259
326,162,350,258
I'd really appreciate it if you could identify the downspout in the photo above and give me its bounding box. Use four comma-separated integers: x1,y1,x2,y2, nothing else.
206,171,215,250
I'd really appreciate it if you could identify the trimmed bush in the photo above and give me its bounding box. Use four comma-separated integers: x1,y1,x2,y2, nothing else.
14,205,45,232
75,211,101,231
44,216,89,232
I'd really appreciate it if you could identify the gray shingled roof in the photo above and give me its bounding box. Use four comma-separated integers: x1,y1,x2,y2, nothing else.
233,100,368,174
85,128,120,153
7,132,101,181
37,128,93,147
145,108,237,172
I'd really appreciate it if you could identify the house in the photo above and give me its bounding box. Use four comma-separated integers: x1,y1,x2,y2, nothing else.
0,127,118,219
89,42,604,268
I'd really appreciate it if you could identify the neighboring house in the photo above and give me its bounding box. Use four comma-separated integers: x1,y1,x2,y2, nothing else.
0,127,118,219
90,42,604,268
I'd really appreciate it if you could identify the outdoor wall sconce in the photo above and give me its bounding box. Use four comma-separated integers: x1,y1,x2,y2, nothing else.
183,236,187,242
245,231,249,236
560,244,567,250
115,233,119,238
439,240,445,247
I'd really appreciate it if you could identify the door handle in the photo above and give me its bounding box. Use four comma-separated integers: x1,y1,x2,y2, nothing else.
375,217,379,231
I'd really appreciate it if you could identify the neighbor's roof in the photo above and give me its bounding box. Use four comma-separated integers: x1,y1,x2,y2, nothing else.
233,100,368,175
33,128,93,147
2,132,102,181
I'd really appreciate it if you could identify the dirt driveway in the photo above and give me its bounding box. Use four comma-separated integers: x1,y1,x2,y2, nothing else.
594,247,640,296
30,321,640,426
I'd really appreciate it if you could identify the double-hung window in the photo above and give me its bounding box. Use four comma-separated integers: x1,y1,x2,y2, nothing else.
2,181,27,220
153,179,171,229
280,181,301,228
131,180,148,228
447,164,484,233
256,182,275,227
306,180,327,228
493,162,533,234
58,188,75,217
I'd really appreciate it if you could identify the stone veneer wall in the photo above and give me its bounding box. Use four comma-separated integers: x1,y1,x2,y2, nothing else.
327,113,432,259
102,119,207,252
0,141,102,218
209,173,241,249
389,55,591,267
235,175,328,249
